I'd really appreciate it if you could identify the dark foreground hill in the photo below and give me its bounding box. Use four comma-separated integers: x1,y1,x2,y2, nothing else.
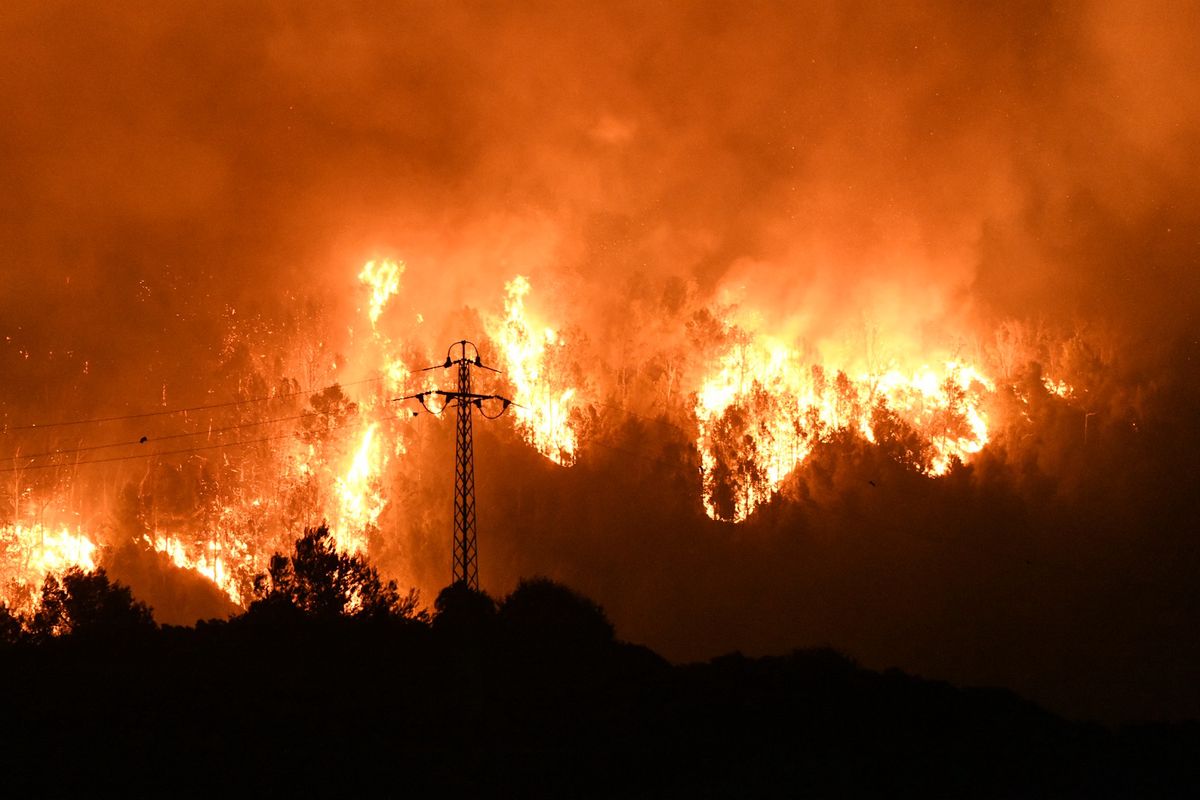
0,606,1196,797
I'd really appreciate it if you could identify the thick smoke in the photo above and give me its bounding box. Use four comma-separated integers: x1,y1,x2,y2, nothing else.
1,1,1198,721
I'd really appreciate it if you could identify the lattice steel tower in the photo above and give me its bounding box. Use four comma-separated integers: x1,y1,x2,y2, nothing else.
451,352,478,587
401,340,512,590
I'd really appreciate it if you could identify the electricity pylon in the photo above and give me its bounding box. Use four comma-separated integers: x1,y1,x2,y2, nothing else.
399,340,512,590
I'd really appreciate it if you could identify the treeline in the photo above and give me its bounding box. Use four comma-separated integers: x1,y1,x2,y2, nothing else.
0,526,416,643
0,527,1196,797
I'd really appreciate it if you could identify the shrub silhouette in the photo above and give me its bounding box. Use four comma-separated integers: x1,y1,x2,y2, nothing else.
432,581,497,638
248,524,421,621
499,577,614,652
28,568,155,641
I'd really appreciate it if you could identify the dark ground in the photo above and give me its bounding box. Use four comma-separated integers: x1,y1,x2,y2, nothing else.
1,591,1196,798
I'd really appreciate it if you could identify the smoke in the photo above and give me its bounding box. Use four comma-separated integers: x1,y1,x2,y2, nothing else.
2,1,1199,720
4,1,1197,358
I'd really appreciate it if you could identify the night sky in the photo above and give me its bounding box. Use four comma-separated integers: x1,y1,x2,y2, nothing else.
2,1,1198,723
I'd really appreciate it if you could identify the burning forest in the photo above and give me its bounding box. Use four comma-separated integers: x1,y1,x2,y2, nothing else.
0,255,1090,612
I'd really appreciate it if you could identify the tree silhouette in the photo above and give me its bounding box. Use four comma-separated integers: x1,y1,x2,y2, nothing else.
0,603,24,646
28,568,155,641
248,524,421,621
499,577,614,652
432,580,497,638
706,403,765,521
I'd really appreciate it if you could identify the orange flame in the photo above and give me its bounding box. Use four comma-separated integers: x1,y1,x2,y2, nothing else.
695,326,994,522
1,523,98,608
358,259,404,328
146,531,251,606
491,276,579,465
1042,376,1074,399
332,422,387,555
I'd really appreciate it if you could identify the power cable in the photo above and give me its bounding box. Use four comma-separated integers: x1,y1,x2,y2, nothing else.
1,375,385,433
0,408,403,474
3,411,327,463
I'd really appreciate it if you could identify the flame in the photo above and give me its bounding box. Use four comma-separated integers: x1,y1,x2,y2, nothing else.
146,531,250,606
4,252,1091,623
142,257,413,605
141,256,415,603
358,259,404,328
695,327,994,522
332,422,386,554
144,416,392,603
358,258,412,395
141,419,391,602
491,276,579,465
1,523,98,608
1043,376,1074,399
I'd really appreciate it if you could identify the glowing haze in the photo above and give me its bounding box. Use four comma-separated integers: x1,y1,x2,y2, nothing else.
1,2,1198,722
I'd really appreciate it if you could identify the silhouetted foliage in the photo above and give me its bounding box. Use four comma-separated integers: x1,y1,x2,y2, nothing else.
499,576,614,652
27,567,155,641
432,581,497,637
247,524,422,621
706,403,767,520
870,401,932,470
0,603,24,646
0,562,1194,797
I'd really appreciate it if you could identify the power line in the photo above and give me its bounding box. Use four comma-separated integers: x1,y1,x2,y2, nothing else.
1,375,385,434
2,411,328,464
0,409,401,474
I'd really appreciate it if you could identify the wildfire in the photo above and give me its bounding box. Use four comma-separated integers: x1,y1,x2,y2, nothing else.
694,327,994,522
139,415,391,605
1,253,1086,621
491,276,580,466
1043,376,1074,399
146,531,250,606
2,264,589,614
357,258,412,395
0,523,98,608
127,260,411,606
332,422,387,555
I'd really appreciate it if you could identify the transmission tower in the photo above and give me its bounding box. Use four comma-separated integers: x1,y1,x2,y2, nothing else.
399,340,512,590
